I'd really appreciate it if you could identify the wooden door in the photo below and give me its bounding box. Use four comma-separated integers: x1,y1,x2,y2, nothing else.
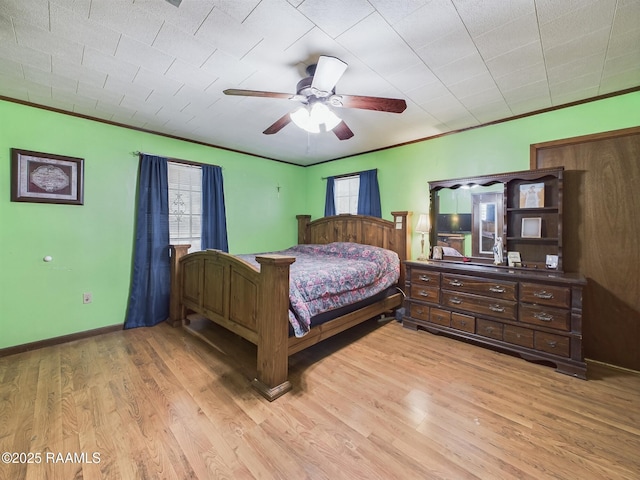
532,127,640,371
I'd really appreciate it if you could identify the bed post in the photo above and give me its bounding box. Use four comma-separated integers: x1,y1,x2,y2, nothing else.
296,214,311,244
251,254,296,401
391,211,411,287
168,244,191,327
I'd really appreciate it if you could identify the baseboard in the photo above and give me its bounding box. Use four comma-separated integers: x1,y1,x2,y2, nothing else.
586,358,640,375
0,324,124,358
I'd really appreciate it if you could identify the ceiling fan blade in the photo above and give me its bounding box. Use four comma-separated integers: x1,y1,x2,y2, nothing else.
223,89,303,101
332,121,354,141
311,56,348,94
330,94,407,113
263,113,292,135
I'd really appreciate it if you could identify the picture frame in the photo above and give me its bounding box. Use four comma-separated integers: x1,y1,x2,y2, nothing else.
546,254,559,269
519,182,544,208
521,217,542,238
507,251,522,268
11,149,84,205
432,246,443,260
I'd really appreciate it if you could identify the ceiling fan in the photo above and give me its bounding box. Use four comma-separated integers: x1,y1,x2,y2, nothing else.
223,56,407,140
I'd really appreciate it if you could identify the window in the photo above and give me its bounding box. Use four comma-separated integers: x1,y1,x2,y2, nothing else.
168,162,201,253
334,175,359,214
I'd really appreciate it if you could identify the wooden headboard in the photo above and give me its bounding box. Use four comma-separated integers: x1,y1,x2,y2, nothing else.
296,211,411,287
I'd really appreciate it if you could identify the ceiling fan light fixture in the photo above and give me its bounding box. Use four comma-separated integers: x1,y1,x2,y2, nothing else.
290,103,341,133
225,55,405,140
290,106,320,133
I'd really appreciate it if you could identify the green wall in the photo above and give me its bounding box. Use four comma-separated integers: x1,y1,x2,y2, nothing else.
0,100,306,349
304,91,640,258
1,91,638,350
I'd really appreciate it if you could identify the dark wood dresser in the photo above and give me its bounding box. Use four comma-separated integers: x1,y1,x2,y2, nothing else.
403,260,587,379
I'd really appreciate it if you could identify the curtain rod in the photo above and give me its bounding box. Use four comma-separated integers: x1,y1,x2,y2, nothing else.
321,168,376,180
132,151,221,169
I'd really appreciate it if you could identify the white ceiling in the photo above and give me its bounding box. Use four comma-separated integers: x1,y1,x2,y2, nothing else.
1,0,638,166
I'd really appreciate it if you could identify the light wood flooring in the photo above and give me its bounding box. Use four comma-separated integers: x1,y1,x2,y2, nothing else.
1,318,639,480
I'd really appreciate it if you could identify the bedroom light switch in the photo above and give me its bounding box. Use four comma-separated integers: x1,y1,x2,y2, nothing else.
83,292,92,304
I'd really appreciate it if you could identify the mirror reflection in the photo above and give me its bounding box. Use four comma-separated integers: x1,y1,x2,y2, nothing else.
434,185,504,260
479,202,497,254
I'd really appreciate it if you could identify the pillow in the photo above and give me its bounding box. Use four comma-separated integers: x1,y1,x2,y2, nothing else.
442,246,463,257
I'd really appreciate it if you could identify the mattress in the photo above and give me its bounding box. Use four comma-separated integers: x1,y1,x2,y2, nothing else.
237,242,400,337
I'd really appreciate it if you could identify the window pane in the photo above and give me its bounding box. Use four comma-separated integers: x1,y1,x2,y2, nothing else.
168,162,202,253
334,175,359,214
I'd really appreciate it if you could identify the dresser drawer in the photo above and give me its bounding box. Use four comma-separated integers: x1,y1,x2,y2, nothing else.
410,270,440,286
504,325,534,348
409,303,429,321
442,291,517,321
520,283,570,308
477,319,503,340
519,304,570,331
442,274,516,301
430,308,451,327
534,332,570,357
409,285,440,303
451,312,475,333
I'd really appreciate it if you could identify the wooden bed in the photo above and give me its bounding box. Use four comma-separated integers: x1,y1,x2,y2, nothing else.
167,211,411,401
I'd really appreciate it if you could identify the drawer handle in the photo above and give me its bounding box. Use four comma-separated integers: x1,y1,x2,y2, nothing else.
489,286,506,293
449,297,462,305
419,275,430,282
547,340,557,348
489,304,505,313
416,308,425,315
460,320,467,326
534,312,553,322
419,290,430,297
449,280,464,287
534,290,554,299
485,326,494,333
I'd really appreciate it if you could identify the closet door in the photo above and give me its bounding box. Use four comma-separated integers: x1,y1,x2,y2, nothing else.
532,127,640,371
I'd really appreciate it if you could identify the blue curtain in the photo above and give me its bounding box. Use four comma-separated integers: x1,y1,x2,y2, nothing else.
201,164,228,252
357,169,382,217
324,177,336,217
124,155,170,329
324,176,336,216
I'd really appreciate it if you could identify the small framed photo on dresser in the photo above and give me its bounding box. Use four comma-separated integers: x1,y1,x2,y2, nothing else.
507,251,522,267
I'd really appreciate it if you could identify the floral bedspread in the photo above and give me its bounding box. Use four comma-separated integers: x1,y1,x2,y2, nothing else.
236,242,400,337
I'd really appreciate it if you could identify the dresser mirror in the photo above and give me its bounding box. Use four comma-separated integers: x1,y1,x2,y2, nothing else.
433,184,504,262
429,168,564,271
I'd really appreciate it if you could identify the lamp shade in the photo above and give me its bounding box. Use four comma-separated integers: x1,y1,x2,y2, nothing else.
290,103,341,133
415,214,430,233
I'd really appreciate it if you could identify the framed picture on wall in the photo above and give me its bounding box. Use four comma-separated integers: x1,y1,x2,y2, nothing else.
11,149,84,205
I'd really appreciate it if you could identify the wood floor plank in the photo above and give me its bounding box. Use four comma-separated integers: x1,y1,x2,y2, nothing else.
1,319,639,480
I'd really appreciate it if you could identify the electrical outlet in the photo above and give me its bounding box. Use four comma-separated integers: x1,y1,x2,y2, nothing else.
83,292,92,304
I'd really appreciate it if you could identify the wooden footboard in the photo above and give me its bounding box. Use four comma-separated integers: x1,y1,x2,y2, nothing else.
169,247,296,400
169,211,410,401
